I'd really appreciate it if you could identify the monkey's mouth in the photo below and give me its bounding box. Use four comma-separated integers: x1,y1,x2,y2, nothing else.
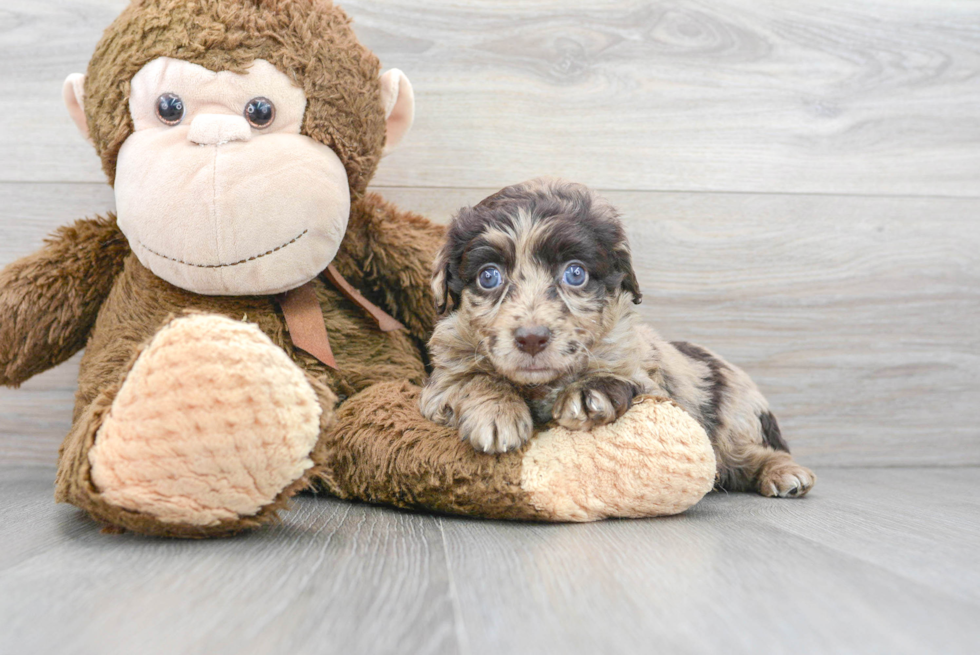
136,230,308,269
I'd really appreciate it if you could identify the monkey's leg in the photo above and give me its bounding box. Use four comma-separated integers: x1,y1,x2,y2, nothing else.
315,384,717,522
56,314,335,538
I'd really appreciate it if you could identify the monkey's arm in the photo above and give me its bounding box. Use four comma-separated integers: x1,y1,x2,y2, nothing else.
0,215,129,386
334,192,445,343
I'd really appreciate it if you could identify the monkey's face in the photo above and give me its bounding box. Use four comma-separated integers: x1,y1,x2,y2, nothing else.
110,57,349,295
64,0,415,296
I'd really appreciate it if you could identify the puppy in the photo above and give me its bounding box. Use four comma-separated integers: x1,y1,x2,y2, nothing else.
421,179,815,497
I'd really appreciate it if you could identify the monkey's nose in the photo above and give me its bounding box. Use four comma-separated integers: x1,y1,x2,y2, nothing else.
514,326,552,356
187,114,253,145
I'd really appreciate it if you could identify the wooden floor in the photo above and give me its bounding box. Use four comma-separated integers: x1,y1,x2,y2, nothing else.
1,1,979,653
1,465,977,655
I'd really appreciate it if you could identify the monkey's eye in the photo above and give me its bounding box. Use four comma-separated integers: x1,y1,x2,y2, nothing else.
562,263,588,287
244,97,276,129
155,93,185,126
477,265,503,290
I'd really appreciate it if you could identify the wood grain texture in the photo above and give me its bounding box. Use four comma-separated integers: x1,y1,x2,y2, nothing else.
440,467,980,655
1,466,978,655
0,356,78,469
1,0,979,196
0,0,125,184
2,183,978,467
0,467,456,655
361,0,980,196
2,4,978,653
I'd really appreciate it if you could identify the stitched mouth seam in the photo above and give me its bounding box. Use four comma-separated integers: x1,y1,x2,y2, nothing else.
138,230,308,269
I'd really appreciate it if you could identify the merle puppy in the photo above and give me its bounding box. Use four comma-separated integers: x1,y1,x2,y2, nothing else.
421,179,815,497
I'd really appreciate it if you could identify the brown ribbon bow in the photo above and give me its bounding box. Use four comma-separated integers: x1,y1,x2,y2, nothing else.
276,264,405,369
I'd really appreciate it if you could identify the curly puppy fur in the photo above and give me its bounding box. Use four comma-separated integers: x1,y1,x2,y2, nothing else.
421,179,815,498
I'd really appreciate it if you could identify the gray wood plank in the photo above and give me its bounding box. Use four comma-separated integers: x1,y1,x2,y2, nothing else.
0,0,125,184
2,1,979,196
360,0,980,196
0,181,115,239
4,467,977,655
2,183,978,467
0,467,457,655
440,467,980,655
706,467,980,605
0,356,78,468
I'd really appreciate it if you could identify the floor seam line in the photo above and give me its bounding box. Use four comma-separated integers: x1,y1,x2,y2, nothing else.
4,181,975,202
438,517,470,655
807,464,980,470
363,184,980,201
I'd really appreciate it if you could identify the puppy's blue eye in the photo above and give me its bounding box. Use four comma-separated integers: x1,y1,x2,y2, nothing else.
563,263,588,287
477,265,503,290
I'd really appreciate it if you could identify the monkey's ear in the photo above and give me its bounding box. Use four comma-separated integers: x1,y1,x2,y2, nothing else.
379,69,414,156
63,74,91,144
431,246,456,315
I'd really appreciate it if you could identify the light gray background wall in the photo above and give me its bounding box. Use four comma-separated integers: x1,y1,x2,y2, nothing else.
1,0,978,468
2,4,980,654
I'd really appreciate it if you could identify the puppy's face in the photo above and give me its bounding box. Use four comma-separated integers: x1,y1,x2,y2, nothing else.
432,180,641,385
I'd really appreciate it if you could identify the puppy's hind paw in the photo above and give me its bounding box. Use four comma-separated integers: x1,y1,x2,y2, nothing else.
458,400,533,454
758,462,816,498
554,376,638,431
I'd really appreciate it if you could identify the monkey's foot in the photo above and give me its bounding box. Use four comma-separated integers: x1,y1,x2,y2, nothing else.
87,314,326,530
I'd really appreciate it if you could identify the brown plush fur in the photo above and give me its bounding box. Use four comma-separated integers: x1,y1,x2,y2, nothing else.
320,381,549,521
71,197,437,422
85,0,386,196
0,217,129,386
47,193,441,536
0,0,453,536
1,2,717,536
331,193,445,345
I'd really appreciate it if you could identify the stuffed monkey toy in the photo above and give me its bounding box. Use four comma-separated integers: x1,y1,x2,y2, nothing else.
0,0,716,538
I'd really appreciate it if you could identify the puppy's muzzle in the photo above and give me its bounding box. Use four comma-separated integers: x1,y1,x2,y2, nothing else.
514,326,551,356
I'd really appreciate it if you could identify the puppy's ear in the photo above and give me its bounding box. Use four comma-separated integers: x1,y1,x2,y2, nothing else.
616,245,642,304
431,245,455,314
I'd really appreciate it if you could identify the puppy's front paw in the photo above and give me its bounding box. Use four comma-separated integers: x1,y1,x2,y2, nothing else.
458,399,533,454
554,376,638,431
419,384,454,426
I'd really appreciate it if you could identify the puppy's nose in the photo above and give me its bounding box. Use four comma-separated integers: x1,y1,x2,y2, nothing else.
514,326,551,356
